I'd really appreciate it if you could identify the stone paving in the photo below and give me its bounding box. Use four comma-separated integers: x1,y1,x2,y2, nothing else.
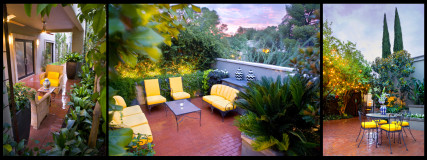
19,73,79,150
138,97,242,156
323,117,424,156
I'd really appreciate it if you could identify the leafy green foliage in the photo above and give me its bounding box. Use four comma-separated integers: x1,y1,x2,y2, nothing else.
234,75,319,155
382,13,391,58
371,50,415,106
323,114,354,121
393,7,403,53
126,134,155,156
55,33,68,64
202,69,213,95
6,82,32,113
3,123,34,156
109,128,133,156
206,69,229,93
409,79,424,105
63,52,83,62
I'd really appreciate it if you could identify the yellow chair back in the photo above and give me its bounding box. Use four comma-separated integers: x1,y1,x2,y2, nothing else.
169,77,184,93
113,95,127,108
144,79,161,97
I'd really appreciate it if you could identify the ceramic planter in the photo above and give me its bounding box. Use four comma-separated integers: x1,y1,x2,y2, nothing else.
66,61,77,79
14,105,31,144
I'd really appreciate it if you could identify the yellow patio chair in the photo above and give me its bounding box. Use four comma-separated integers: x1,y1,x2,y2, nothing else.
391,111,416,141
39,64,64,94
379,114,408,154
141,79,166,114
168,77,191,101
356,111,379,148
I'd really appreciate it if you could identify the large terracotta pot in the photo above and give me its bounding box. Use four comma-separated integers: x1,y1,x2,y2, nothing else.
66,61,77,79
14,106,31,144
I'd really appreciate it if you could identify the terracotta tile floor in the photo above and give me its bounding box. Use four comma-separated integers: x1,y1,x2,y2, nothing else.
137,97,242,156
19,73,79,150
323,117,424,156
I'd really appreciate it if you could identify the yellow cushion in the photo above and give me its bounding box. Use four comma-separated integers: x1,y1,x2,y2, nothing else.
49,79,59,87
361,122,377,128
372,119,387,124
146,95,166,105
169,77,184,93
47,72,59,80
38,96,43,100
212,99,235,111
172,92,190,100
221,86,232,99
226,89,239,102
392,121,409,127
122,105,143,117
144,79,161,97
210,85,219,96
122,113,149,128
381,124,402,131
113,96,127,108
203,95,225,104
218,85,227,97
40,78,59,87
132,124,153,144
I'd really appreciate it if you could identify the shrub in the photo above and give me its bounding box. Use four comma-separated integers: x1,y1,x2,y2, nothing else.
234,75,319,155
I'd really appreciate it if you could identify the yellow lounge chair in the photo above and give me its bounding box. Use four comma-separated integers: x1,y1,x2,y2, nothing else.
168,77,191,101
39,64,64,94
141,79,167,114
111,95,153,145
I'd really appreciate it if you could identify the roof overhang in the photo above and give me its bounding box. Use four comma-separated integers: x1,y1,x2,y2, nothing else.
5,4,83,33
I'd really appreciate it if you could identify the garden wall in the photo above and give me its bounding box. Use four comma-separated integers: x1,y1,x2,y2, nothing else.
410,55,424,81
214,58,294,80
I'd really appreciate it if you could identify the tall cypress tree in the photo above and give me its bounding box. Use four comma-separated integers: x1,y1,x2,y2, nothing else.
393,7,403,52
382,13,391,58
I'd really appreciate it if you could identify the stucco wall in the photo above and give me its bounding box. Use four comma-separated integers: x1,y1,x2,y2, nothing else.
411,55,424,81
214,58,294,80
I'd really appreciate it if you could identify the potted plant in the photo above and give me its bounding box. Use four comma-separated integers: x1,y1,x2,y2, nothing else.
6,82,34,144
234,75,319,156
64,52,82,79
375,87,389,115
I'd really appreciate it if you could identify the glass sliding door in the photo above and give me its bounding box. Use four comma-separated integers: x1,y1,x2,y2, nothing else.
15,39,34,80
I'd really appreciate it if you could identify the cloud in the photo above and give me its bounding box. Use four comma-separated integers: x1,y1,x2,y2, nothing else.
194,4,288,34
324,4,424,62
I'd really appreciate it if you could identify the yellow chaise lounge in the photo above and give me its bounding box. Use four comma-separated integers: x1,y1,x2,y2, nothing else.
202,84,239,122
110,95,153,145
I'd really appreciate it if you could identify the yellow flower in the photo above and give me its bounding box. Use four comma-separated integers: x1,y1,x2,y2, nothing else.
132,145,137,148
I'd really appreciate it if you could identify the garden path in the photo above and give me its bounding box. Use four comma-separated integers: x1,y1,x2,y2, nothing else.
323,117,424,156
139,97,242,156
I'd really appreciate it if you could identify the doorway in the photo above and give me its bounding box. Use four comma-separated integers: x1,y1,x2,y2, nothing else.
15,39,34,80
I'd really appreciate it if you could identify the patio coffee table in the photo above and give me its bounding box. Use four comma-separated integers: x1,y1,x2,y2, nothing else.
37,87,56,102
165,99,201,132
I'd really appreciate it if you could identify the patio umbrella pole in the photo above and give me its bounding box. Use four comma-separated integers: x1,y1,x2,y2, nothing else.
3,4,20,142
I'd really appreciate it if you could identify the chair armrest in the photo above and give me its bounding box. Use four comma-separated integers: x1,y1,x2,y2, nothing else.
59,74,64,84
37,92,52,105
39,72,46,80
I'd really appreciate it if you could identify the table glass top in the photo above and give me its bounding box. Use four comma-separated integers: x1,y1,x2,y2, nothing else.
38,87,56,92
165,99,201,116
366,113,399,118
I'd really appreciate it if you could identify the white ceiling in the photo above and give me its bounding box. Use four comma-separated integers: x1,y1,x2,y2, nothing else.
6,4,81,32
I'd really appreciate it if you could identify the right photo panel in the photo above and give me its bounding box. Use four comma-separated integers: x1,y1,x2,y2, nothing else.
322,4,424,156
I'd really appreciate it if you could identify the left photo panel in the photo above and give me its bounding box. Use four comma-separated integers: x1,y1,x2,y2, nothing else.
3,4,106,156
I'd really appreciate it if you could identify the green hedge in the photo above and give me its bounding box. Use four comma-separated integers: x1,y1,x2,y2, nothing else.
110,71,205,106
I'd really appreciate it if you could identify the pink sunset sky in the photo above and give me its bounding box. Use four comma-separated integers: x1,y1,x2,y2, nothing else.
194,4,289,35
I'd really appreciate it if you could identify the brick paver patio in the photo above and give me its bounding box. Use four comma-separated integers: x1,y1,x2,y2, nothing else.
323,117,424,156
19,73,79,150
138,97,242,156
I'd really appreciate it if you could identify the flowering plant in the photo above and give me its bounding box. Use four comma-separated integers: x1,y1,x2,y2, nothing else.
375,87,389,105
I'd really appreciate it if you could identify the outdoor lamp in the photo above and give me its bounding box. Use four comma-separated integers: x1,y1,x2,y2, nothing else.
36,39,39,46
8,34,13,44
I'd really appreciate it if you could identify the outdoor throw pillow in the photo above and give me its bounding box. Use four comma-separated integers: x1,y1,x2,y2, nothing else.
47,72,60,80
